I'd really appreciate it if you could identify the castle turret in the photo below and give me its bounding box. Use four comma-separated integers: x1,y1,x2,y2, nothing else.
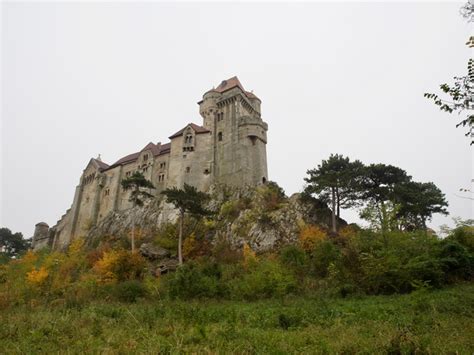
31,222,51,250
199,90,220,130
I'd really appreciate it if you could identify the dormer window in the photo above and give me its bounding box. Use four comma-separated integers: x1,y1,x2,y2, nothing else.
143,154,149,161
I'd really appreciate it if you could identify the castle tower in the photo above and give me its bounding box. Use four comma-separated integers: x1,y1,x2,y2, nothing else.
31,222,51,250
198,76,268,186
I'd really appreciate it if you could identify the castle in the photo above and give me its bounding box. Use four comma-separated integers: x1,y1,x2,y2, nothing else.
32,77,268,250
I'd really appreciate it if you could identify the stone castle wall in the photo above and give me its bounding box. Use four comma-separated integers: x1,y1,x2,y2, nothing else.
32,77,269,250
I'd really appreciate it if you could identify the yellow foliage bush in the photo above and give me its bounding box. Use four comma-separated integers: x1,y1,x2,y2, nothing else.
299,225,327,252
26,266,49,286
183,233,197,259
339,226,358,240
93,249,146,284
243,243,257,269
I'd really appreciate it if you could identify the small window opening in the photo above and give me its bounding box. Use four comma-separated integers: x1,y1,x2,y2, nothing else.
218,132,223,141
262,177,267,184
143,154,149,161
186,167,191,173
204,169,210,175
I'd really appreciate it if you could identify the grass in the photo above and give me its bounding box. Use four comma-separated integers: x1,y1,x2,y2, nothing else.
1,284,473,354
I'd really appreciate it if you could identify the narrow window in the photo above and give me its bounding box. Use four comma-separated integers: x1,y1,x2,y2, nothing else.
218,132,223,141
186,167,190,173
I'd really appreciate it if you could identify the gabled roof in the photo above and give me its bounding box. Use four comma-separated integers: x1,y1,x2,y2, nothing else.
141,142,161,156
107,141,172,170
84,158,110,173
112,152,141,167
215,76,246,93
94,159,110,171
169,123,210,139
204,76,260,101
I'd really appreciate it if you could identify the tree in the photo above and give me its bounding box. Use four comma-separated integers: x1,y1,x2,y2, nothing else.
0,228,31,259
161,184,210,265
425,2,473,144
121,172,155,253
358,164,411,233
394,181,449,230
304,154,364,233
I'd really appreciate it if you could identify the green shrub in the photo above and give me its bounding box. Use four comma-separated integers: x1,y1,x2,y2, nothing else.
439,240,474,280
280,246,308,274
112,280,147,303
340,231,445,294
229,259,296,300
310,240,341,278
166,261,224,299
447,226,474,253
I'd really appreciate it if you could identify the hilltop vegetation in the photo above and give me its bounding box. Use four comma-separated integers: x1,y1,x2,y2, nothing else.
1,156,472,352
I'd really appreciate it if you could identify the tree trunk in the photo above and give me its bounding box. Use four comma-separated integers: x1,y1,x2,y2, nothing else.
131,222,135,253
331,187,337,234
336,187,340,219
178,210,184,265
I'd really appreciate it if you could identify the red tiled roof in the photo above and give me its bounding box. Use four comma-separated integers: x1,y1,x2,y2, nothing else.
141,142,161,156
205,76,260,101
107,141,172,170
159,143,171,153
215,76,246,93
93,159,110,171
112,152,140,166
169,123,210,139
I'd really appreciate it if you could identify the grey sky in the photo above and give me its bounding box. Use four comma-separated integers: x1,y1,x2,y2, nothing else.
1,1,472,238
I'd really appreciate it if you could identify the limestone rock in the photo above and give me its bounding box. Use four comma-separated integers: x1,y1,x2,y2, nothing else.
139,243,170,260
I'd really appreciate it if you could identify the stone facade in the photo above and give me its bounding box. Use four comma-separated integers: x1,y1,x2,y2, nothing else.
32,77,268,250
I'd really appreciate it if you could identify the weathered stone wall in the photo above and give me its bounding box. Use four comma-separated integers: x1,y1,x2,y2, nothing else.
40,78,269,251
167,130,213,191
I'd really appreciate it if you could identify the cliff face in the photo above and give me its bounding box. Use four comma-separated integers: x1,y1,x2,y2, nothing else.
81,183,345,253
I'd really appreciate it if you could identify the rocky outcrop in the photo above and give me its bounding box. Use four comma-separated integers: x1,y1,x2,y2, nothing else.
85,199,179,247
222,193,346,252
139,243,171,260
81,184,345,254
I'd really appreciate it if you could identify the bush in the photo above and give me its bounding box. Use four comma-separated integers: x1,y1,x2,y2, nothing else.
299,225,327,252
340,231,445,294
228,259,297,300
93,249,146,283
439,240,474,281
112,280,147,303
447,226,474,253
166,261,224,299
280,246,308,274
310,240,341,278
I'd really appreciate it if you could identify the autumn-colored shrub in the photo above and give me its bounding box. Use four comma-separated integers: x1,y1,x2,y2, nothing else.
299,225,327,252
26,266,49,287
242,243,257,269
93,249,146,284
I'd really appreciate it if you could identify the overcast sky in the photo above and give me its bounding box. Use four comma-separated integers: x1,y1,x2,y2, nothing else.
1,1,472,238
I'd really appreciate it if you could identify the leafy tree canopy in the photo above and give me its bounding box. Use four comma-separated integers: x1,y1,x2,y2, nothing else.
161,183,210,217
394,181,449,229
121,172,155,207
0,228,31,259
